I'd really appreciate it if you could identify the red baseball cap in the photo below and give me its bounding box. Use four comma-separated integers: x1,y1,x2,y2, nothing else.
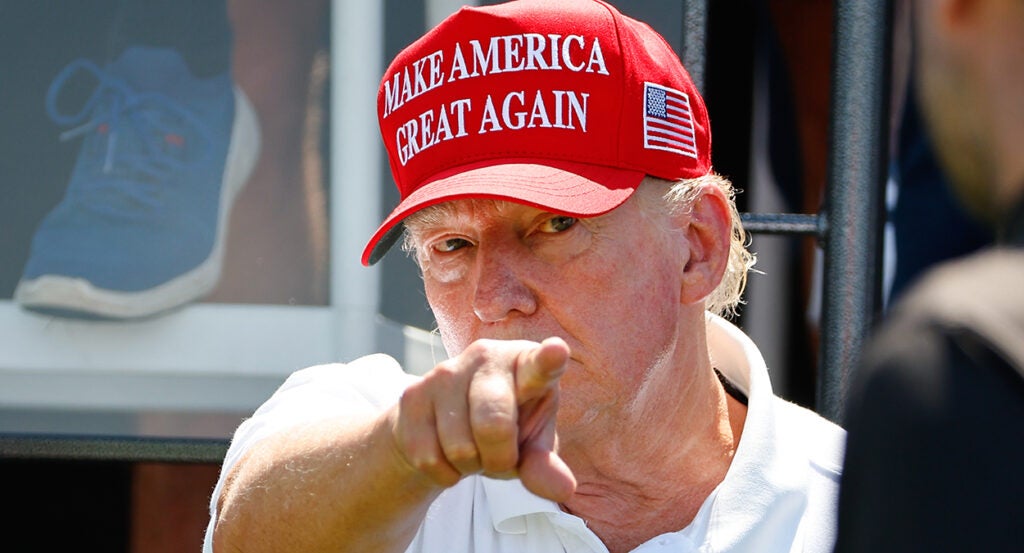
362,0,712,265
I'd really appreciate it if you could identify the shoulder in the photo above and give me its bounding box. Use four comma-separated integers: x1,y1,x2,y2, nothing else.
218,354,419,490
279,354,416,402
227,354,418,459
764,399,845,553
887,248,1024,354
259,353,419,417
773,398,845,478
863,247,1024,395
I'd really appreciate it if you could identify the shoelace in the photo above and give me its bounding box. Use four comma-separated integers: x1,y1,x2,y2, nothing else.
45,58,215,183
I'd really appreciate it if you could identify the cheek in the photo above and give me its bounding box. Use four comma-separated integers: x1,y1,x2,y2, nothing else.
585,234,684,314
424,279,475,357
555,264,682,429
562,250,683,367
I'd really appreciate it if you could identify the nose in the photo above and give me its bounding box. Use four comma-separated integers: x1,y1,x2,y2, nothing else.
471,243,538,323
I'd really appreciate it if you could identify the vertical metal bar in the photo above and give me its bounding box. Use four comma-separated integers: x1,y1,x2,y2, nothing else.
818,0,892,423
332,0,383,361
679,0,707,94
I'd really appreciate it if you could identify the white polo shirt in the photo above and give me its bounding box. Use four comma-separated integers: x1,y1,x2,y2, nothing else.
205,315,845,553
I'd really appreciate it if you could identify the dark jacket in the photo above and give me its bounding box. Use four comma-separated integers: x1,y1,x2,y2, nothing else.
833,198,1024,552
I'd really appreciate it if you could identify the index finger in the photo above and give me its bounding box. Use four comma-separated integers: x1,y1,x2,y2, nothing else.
515,337,570,402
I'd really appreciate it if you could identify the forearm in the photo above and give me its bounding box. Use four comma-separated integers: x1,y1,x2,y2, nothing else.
212,406,440,553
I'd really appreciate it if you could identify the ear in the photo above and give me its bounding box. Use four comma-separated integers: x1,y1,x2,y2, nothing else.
678,184,732,306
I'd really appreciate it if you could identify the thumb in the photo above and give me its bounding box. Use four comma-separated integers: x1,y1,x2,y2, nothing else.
515,337,570,402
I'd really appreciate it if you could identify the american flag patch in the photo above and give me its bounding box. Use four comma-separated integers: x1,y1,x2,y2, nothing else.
643,82,698,158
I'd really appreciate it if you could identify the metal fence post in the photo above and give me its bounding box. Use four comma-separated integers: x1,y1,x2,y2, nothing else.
679,0,707,94
817,0,892,423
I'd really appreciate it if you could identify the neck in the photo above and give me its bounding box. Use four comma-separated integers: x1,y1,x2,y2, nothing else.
557,335,747,553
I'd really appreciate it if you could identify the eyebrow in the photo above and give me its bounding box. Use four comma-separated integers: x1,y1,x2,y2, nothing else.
406,198,528,232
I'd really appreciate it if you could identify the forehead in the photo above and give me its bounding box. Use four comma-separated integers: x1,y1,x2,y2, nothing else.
405,198,557,233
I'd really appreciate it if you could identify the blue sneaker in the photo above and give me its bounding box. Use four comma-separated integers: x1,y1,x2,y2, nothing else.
15,47,260,319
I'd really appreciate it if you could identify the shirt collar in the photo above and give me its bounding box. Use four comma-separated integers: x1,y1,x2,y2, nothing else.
480,477,559,534
698,314,809,551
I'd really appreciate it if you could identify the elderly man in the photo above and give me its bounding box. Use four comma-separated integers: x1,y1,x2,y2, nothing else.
206,1,844,552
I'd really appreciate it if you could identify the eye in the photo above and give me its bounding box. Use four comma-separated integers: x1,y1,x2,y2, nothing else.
538,215,577,233
433,237,471,253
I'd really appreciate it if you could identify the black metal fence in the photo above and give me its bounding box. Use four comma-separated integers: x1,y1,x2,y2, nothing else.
683,0,892,423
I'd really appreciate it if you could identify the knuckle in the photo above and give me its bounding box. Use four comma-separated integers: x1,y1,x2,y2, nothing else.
423,360,467,394
407,450,439,473
443,441,479,465
430,359,462,380
461,340,494,363
473,411,518,445
409,453,460,488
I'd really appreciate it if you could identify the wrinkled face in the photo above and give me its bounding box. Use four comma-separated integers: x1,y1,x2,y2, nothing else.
406,189,692,431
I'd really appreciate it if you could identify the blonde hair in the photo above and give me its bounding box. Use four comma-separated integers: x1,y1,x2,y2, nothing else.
641,173,755,318
401,173,756,318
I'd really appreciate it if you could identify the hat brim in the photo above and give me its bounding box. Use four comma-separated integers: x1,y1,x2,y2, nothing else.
361,159,645,265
